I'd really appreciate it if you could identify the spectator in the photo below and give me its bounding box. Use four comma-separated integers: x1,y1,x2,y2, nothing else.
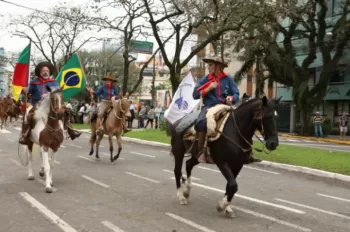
339,112,348,140
128,101,135,128
138,103,146,128
154,104,162,129
145,106,155,128
312,112,324,138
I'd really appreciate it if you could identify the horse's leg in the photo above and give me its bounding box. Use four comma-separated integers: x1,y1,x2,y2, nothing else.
182,155,199,199
113,134,122,161
27,143,34,180
95,133,103,160
173,140,187,205
89,123,97,156
49,152,56,186
41,146,52,193
216,162,237,218
39,150,45,178
108,135,114,163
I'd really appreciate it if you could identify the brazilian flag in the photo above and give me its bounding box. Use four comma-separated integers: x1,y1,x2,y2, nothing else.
56,53,87,101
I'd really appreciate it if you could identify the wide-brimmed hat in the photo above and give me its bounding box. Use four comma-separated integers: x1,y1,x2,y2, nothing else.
102,74,117,82
202,56,228,68
34,61,55,77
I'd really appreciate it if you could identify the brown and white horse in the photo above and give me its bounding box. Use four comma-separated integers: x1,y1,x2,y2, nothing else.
89,98,131,163
25,86,65,193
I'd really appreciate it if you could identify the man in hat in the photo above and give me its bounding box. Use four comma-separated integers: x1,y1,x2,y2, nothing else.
87,74,131,134
193,56,240,163
19,61,82,145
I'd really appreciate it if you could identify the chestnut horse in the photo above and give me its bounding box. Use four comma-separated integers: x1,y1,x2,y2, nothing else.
0,95,14,129
24,86,65,193
5,102,21,123
89,98,131,163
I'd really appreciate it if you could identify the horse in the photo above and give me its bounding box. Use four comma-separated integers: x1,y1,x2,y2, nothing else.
89,97,131,163
5,103,21,124
0,95,14,129
168,96,281,217
24,86,66,193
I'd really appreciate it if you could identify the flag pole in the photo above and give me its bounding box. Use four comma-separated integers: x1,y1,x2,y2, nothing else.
22,40,31,129
76,51,94,104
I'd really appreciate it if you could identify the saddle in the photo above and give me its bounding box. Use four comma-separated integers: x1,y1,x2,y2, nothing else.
176,104,235,142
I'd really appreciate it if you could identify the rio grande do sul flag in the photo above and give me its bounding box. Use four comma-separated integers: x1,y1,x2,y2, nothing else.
12,43,31,101
55,53,87,101
164,71,200,125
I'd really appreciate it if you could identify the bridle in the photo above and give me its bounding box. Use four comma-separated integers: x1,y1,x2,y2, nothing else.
112,98,127,120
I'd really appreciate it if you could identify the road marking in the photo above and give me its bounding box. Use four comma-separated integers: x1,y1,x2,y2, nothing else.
125,172,160,183
189,182,305,214
82,175,110,189
19,192,77,232
163,169,201,181
36,179,58,192
100,153,125,160
9,158,21,166
78,155,95,162
130,151,155,158
101,221,125,232
244,166,280,175
317,193,350,203
0,128,11,133
14,127,21,131
49,158,60,165
60,145,66,148
286,139,298,142
198,166,220,173
166,212,216,232
275,198,350,219
235,206,311,232
303,140,313,143
100,145,106,148
69,144,83,149
160,150,169,153
7,138,14,142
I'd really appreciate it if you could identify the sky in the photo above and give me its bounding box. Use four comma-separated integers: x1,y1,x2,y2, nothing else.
0,0,198,68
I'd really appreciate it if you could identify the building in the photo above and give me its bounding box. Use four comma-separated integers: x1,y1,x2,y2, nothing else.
276,0,350,132
0,47,6,97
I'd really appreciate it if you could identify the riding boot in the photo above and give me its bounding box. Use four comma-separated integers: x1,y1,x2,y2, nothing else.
196,132,207,163
249,154,262,163
19,123,31,145
122,117,132,134
66,120,82,140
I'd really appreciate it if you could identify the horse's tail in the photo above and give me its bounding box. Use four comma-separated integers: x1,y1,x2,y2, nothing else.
166,120,174,137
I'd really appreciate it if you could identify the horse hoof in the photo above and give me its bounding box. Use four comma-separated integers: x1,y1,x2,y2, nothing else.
96,157,100,161
89,152,93,156
39,172,45,177
225,206,236,218
113,155,119,161
179,197,188,205
183,189,191,199
28,176,34,180
45,187,53,193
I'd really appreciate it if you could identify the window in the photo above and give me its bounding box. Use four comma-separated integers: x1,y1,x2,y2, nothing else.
329,65,345,84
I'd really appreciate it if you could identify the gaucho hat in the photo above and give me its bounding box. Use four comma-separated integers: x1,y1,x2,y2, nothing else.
34,61,55,77
202,56,228,68
102,74,117,82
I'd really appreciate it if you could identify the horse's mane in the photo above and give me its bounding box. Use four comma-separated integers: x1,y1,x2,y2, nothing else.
234,97,261,113
34,94,51,123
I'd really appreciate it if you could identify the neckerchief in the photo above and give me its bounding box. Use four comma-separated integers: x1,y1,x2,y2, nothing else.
195,72,228,102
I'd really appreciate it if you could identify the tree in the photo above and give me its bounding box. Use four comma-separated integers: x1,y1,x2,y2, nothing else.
236,0,350,135
11,5,100,76
142,0,257,94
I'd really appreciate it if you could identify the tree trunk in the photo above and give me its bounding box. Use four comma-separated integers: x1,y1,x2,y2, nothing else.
170,68,181,96
122,52,129,96
300,107,311,136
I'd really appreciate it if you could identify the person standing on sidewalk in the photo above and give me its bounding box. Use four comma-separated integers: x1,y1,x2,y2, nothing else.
339,112,348,140
313,112,324,138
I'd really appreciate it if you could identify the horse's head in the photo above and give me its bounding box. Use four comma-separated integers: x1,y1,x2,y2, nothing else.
253,96,282,151
46,85,65,119
114,98,131,118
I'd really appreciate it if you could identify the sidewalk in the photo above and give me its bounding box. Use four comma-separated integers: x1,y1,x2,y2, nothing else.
280,133,350,145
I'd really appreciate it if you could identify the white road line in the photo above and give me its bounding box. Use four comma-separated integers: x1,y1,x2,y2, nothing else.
163,169,201,181
14,127,21,131
7,138,14,142
78,155,95,162
36,179,58,192
60,145,66,148
49,158,60,165
0,128,11,133
303,140,313,143
166,212,216,232
160,150,169,153
100,153,125,160
81,175,110,189
69,144,83,149
100,145,106,148
101,221,125,232
235,206,311,232
244,166,280,175
190,182,305,214
19,192,77,232
286,139,298,142
130,151,155,158
9,158,21,166
125,172,160,183
317,193,350,203
275,198,350,220
198,166,220,173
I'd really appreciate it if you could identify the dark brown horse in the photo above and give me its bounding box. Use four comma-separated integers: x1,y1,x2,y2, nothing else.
0,95,14,129
5,102,21,123
168,96,281,217
89,98,131,163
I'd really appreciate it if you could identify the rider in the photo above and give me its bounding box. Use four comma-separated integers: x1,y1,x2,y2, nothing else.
87,74,131,134
193,56,240,163
19,62,82,145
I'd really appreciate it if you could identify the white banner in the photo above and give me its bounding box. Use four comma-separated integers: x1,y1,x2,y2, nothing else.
164,71,200,124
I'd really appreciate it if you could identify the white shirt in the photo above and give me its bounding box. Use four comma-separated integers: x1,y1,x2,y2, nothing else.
79,106,85,113
66,103,72,110
130,104,135,110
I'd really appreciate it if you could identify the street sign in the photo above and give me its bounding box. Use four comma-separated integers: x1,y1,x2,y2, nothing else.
129,40,153,54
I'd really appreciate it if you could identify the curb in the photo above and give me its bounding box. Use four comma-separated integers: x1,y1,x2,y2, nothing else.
280,133,350,145
77,129,350,183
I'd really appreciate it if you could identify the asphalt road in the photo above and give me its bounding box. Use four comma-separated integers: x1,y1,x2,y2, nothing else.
0,123,350,232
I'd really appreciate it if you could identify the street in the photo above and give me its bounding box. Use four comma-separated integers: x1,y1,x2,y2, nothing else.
0,124,350,232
